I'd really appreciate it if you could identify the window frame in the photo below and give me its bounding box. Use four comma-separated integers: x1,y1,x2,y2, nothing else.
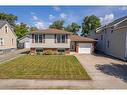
5,26,8,33
0,38,4,46
56,34,66,43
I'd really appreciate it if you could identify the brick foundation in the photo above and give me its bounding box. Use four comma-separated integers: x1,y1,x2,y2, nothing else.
65,48,70,54
30,48,36,54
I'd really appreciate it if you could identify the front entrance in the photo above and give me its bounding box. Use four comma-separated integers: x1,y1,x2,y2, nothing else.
70,42,76,52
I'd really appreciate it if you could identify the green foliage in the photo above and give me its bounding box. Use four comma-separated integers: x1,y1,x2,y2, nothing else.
65,22,81,35
43,50,58,55
30,27,38,32
49,20,64,30
0,12,17,26
81,15,101,36
14,23,29,38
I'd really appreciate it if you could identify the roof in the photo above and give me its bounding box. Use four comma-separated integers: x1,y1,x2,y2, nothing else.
18,34,30,41
30,28,72,35
0,20,17,38
70,35,96,42
0,20,7,28
95,16,127,33
107,16,127,27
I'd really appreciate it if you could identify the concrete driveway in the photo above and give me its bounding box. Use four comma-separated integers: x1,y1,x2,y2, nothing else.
0,49,29,63
75,53,127,89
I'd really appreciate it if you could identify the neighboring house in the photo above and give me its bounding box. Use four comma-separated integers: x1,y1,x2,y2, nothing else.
19,29,96,54
88,16,127,61
0,20,17,54
18,35,31,49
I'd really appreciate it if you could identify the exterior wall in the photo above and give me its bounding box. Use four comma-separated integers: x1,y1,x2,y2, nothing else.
30,48,70,54
0,24,17,50
18,36,31,49
89,24,127,60
30,34,70,48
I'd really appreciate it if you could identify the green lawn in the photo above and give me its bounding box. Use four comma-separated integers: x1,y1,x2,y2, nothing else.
0,55,90,80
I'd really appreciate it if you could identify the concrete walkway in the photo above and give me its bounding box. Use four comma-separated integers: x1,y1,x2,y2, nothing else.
0,49,28,63
0,53,127,89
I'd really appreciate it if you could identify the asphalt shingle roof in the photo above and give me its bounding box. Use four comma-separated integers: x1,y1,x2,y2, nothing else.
107,16,127,27
70,35,96,42
0,20,7,29
30,28,72,34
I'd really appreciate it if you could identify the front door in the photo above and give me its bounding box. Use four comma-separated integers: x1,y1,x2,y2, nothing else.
70,42,76,51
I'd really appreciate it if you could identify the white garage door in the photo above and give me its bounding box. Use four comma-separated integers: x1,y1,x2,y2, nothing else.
25,42,30,48
78,43,92,54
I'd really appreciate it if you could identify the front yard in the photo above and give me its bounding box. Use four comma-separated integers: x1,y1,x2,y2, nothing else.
0,55,90,80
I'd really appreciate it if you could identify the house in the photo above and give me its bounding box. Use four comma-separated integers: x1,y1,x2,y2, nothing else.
0,20,17,54
88,16,127,61
19,29,96,54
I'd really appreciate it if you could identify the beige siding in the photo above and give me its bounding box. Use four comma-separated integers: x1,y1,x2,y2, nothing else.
30,34,70,48
104,27,126,60
89,25,127,60
0,24,17,50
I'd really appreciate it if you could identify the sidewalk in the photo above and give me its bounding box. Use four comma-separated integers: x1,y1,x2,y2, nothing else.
0,49,28,63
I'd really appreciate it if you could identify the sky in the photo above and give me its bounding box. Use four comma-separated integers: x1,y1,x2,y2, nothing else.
0,6,127,29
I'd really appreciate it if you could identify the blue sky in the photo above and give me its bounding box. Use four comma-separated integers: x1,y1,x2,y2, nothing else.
0,6,127,29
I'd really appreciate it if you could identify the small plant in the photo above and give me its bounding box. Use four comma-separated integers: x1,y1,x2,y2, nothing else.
43,50,53,55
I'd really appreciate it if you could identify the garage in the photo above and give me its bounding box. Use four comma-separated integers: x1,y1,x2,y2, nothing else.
70,35,96,54
78,43,93,54
18,35,31,49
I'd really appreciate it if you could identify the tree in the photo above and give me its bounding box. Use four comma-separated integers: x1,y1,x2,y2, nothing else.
30,27,38,32
49,20,64,30
65,22,80,35
0,12,17,26
81,15,101,36
14,23,29,38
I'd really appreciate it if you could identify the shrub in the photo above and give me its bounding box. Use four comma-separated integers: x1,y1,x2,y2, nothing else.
43,50,53,55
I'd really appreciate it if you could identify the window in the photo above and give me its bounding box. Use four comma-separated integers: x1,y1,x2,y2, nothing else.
58,48,65,52
56,35,66,43
34,34,43,43
62,35,65,43
0,38,4,45
5,26,8,33
111,30,113,33
39,34,42,43
107,41,110,48
57,35,60,43
35,34,38,43
12,38,13,45
101,35,103,40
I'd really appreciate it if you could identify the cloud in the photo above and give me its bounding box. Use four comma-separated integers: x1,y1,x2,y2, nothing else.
53,6,61,11
49,14,55,20
34,21,45,29
32,16,38,21
60,13,67,19
31,15,47,29
100,13,114,25
30,12,36,15
119,6,127,11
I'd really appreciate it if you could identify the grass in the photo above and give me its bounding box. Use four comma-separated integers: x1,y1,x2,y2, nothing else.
0,55,90,80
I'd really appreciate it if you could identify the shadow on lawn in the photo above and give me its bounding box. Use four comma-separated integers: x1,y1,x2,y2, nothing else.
96,63,127,82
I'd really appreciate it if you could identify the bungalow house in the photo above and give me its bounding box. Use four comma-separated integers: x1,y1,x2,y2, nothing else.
19,29,96,54
0,20,17,54
88,16,127,61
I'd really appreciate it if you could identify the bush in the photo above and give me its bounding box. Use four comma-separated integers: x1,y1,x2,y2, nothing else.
43,50,53,55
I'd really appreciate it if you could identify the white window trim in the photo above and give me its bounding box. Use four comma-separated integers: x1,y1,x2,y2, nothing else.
0,38,4,46
56,34,66,43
